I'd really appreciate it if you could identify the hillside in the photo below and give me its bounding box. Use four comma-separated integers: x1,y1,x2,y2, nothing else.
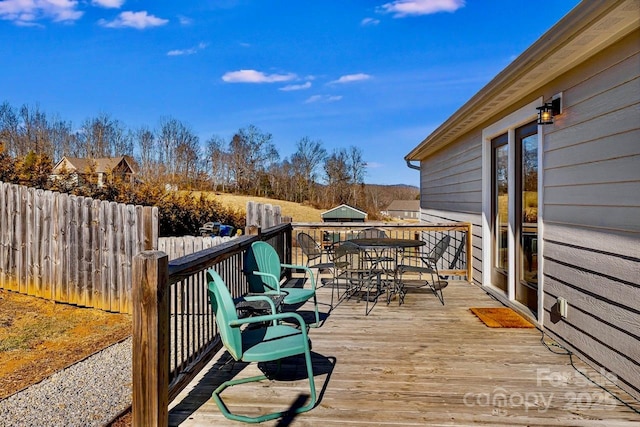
192,192,326,223
191,183,419,224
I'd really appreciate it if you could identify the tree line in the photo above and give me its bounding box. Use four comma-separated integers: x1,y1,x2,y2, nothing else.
0,100,416,217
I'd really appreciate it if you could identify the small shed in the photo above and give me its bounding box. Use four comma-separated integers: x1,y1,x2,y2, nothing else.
321,204,367,222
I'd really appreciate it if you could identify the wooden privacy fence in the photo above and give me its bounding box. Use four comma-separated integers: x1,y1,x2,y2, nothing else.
158,236,235,261
0,181,158,313
246,201,290,229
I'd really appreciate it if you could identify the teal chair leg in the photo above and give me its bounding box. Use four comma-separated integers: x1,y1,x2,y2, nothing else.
212,355,317,423
311,295,320,328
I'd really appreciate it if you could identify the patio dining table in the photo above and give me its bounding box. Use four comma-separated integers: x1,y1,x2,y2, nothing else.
348,238,426,305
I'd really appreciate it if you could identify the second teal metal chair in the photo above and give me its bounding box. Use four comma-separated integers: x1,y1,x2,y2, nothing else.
246,241,320,327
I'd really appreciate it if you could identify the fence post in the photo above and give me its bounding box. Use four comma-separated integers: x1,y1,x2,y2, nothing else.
245,225,261,236
132,251,169,427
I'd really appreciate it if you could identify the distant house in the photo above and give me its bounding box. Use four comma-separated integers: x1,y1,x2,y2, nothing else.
321,204,367,222
50,156,137,188
405,1,639,400
382,200,420,220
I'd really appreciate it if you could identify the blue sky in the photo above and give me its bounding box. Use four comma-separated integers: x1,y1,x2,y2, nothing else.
0,0,580,186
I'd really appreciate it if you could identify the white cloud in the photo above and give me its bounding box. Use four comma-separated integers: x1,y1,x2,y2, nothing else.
0,0,83,25
222,69,297,83
378,0,465,18
178,15,192,25
167,42,207,56
91,0,124,8
99,10,168,29
361,17,380,26
304,95,343,104
330,73,372,84
279,82,312,92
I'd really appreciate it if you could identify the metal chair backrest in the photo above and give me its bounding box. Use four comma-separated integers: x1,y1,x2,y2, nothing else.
333,241,362,270
297,232,322,263
206,269,242,360
247,241,282,293
427,235,451,265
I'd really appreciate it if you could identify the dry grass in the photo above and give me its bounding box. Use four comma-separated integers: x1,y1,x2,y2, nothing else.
0,289,132,399
191,191,325,223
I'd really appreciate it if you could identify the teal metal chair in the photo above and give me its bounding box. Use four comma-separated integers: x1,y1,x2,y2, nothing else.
246,241,320,327
206,269,317,423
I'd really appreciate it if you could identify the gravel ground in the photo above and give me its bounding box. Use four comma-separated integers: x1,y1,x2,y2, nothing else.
0,338,132,427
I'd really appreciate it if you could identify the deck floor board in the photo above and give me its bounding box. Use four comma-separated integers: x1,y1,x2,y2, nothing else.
169,279,640,426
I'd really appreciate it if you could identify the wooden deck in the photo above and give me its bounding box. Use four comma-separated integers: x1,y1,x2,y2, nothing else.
168,279,640,426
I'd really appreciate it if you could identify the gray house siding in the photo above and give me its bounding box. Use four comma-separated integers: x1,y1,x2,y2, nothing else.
419,131,484,285
540,32,640,399
420,130,483,213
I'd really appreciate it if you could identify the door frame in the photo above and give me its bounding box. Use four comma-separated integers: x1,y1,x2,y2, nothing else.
481,98,545,325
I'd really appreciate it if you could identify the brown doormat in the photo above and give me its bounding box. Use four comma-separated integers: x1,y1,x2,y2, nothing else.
470,307,535,328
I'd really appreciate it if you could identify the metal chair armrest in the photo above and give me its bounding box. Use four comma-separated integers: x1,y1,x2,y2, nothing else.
252,271,281,292
281,263,317,291
229,311,309,340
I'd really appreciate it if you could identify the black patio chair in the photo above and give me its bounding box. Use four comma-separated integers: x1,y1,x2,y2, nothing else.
397,235,451,305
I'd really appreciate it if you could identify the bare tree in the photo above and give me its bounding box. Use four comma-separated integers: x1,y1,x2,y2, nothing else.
156,116,200,185
291,136,326,202
49,115,76,161
324,148,350,206
77,113,126,158
227,125,279,195
134,126,156,181
204,135,229,191
346,146,367,206
0,102,19,157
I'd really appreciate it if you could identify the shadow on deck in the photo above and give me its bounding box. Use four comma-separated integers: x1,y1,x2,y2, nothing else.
168,279,640,426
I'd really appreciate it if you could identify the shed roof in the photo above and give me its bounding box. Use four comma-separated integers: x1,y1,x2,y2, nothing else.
321,204,368,220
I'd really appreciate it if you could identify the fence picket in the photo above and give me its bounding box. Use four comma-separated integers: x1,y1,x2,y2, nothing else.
32,189,42,296
0,184,6,290
41,191,52,299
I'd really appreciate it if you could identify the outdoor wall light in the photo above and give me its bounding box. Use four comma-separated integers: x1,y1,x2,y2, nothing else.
537,97,561,125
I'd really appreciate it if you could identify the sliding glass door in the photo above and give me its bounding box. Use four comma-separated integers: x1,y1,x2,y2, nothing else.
490,121,539,315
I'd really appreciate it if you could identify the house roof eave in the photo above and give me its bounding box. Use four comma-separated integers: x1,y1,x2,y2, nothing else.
405,0,640,161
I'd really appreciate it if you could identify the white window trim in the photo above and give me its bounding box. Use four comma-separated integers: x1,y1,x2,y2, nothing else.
481,98,544,324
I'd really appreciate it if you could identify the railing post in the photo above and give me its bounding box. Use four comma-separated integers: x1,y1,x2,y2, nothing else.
132,250,169,427
465,223,473,283
284,224,293,281
285,224,293,266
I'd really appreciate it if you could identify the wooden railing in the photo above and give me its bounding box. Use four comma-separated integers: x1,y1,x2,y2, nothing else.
132,221,470,426
292,222,472,280
132,223,292,426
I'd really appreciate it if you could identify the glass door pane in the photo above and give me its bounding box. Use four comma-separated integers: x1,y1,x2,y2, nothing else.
492,134,508,292
520,133,538,285
515,122,538,314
